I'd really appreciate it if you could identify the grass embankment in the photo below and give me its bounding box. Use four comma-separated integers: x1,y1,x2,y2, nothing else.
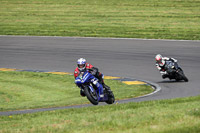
0,71,153,111
0,96,200,132
0,0,200,40
1,71,199,132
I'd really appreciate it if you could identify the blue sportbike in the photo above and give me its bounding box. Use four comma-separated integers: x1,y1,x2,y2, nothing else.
75,70,115,105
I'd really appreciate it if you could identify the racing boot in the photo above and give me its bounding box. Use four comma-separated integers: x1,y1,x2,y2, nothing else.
97,73,111,93
102,83,111,92
80,88,86,97
162,74,169,79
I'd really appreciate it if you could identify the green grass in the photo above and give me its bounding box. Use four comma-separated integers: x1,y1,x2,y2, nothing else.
0,0,200,40
0,71,153,111
1,0,200,132
0,96,200,133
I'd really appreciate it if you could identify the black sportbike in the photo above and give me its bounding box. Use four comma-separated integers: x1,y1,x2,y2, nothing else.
164,60,188,82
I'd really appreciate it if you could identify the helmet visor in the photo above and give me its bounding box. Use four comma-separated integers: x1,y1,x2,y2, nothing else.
156,60,162,63
78,64,85,68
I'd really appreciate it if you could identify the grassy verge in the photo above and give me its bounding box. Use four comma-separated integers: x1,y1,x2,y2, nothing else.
0,71,153,111
0,0,200,40
0,96,200,132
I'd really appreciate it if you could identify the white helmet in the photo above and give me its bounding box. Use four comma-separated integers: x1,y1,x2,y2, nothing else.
77,58,86,71
155,54,165,66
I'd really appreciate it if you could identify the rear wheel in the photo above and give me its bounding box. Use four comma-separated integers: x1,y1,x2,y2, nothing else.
84,86,99,105
105,91,115,104
178,70,189,82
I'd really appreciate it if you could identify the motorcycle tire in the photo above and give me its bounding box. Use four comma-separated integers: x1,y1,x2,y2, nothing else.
105,91,115,104
178,71,189,82
84,86,99,105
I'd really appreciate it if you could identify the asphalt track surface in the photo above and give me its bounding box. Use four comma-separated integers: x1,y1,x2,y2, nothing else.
0,36,200,115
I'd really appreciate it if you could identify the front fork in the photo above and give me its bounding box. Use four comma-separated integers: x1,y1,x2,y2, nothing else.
90,85,102,101
90,84,108,102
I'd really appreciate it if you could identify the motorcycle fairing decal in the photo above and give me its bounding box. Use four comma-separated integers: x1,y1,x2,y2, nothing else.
88,85,94,93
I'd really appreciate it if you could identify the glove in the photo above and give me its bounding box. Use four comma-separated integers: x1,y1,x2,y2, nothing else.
91,70,97,75
90,67,98,76
170,58,177,62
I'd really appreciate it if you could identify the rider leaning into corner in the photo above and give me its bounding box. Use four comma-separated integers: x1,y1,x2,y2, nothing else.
74,58,111,97
155,54,178,79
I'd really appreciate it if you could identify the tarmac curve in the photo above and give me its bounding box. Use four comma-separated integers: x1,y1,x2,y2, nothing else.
0,36,200,115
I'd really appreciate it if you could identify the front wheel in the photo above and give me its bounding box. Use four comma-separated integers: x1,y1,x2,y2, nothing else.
84,86,99,105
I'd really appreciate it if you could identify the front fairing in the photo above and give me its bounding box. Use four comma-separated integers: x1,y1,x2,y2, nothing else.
165,61,179,74
75,71,95,85
165,61,183,80
75,71,106,102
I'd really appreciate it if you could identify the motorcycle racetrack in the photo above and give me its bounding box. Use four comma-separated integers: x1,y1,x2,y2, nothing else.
0,36,200,115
